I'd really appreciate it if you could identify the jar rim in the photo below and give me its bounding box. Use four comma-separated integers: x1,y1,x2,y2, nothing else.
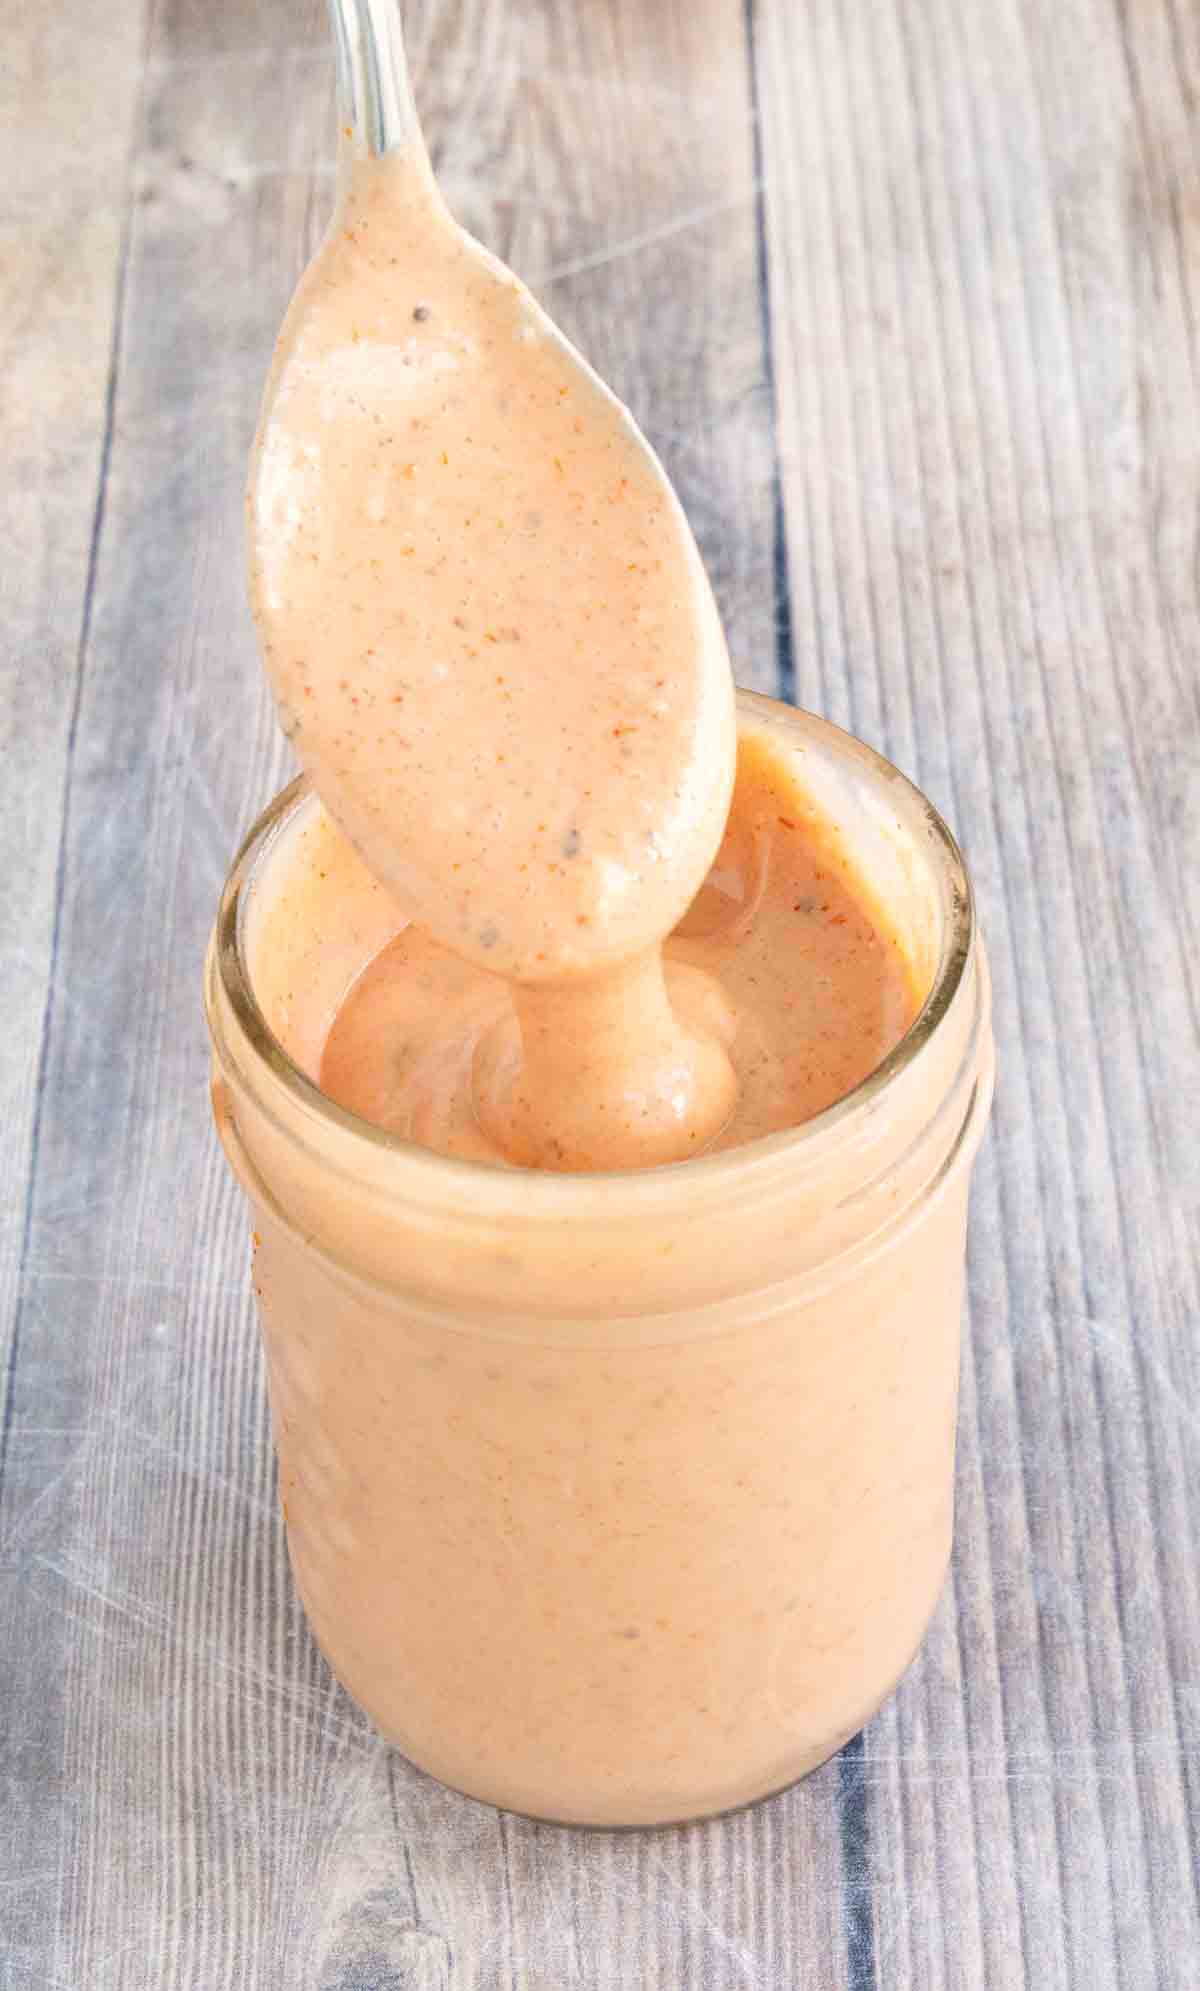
207,691,974,1216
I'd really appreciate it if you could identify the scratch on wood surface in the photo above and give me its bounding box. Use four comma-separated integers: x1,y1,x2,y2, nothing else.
537,185,763,285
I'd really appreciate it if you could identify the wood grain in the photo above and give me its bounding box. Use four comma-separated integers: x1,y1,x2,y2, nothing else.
1,0,1197,1984
0,3,150,1981
755,0,1200,1985
0,2,147,1433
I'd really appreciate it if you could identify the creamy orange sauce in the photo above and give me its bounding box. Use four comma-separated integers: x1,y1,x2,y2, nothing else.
320,730,920,1164
248,142,738,1167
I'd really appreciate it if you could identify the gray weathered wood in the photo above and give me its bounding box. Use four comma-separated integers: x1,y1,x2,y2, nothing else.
0,4,149,1981
0,1,147,1424
755,0,1200,1984
1,0,1197,1984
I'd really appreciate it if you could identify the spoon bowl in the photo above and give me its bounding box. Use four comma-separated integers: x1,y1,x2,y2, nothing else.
246,0,737,984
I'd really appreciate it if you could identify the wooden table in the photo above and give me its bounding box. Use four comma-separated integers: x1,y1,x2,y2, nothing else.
3,0,1197,1982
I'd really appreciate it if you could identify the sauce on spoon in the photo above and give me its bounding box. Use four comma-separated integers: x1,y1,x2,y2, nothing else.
248,142,738,1166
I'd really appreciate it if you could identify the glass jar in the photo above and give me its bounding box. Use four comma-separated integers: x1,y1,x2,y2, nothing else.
205,690,993,1828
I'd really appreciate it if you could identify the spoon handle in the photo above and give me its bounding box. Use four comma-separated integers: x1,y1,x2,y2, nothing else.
328,0,419,158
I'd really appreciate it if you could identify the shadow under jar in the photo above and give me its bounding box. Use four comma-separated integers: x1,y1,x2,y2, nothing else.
205,690,994,1829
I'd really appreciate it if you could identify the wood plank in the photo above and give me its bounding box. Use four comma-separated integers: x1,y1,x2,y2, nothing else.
148,0,326,59
0,4,149,1982
0,10,341,1984
0,2,147,1425
0,19,368,1983
754,0,1200,1985
1017,3,1200,1974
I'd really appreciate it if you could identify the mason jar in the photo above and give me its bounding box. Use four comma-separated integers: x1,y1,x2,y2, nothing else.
205,689,994,1827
